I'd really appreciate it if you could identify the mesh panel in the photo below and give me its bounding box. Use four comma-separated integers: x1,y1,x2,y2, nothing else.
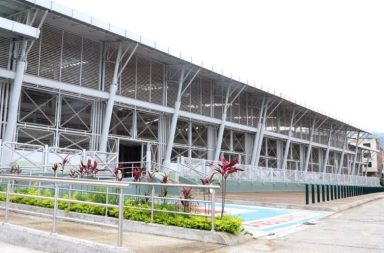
103,62,114,92
239,93,248,125
201,79,211,117
180,81,190,112
61,32,81,85
81,38,100,89
174,120,189,145
120,54,136,98
39,25,62,80
109,107,133,136
26,37,40,75
150,61,163,105
17,127,54,146
213,84,224,119
191,123,207,147
191,149,207,159
171,147,188,161
167,81,177,107
229,97,240,123
0,37,10,69
189,79,201,114
136,56,150,102
19,88,56,126
233,132,245,152
137,111,158,140
221,129,231,150
60,96,92,131
59,132,90,150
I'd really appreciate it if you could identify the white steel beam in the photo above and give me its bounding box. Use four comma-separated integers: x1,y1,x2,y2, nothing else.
281,111,296,173
304,120,316,173
99,43,138,152
251,98,268,166
99,44,122,152
164,67,201,164
0,67,358,156
322,127,333,174
214,86,231,161
3,9,47,143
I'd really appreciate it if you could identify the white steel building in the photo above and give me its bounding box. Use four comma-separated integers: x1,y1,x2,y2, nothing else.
0,0,379,185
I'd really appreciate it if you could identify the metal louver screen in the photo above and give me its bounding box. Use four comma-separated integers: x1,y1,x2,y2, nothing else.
180,81,190,112
201,79,211,117
120,54,136,98
39,25,62,81
0,37,10,69
150,61,163,105
81,38,100,89
26,36,40,75
239,93,248,125
27,25,101,89
136,56,150,102
190,79,201,114
213,84,224,119
61,31,81,85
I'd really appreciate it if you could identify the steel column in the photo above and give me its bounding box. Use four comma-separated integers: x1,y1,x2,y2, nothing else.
164,67,185,164
99,43,138,152
214,87,231,161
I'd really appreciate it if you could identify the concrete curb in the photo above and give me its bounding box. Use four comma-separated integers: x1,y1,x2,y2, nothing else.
0,223,132,253
327,193,384,212
225,199,335,212
226,193,384,213
0,202,252,246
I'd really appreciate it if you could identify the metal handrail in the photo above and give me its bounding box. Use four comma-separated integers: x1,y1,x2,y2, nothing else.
0,175,219,247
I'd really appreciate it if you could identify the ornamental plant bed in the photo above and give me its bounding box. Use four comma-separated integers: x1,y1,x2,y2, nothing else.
0,186,242,235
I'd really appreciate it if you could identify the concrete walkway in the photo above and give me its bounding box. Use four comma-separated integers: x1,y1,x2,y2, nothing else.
0,241,46,253
209,193,384,253
1,193,383,252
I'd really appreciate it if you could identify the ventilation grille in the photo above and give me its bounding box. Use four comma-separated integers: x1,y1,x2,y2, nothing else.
0,37,10,69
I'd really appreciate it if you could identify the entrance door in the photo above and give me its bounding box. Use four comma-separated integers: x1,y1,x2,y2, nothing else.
119,141,142,177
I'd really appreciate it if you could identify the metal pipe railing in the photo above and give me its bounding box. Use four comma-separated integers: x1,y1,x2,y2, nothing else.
0,175,219,247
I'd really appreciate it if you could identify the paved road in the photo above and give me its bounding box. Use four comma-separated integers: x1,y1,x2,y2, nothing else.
209,197,384,253
0,241,46,253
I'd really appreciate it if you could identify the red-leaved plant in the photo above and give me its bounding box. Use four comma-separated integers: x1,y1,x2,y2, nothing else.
210,157,243,218
52,155,70,177
69,159,103,178
180,187,193,212
200,172,216,214
160,173,169,199
133,165,145,198
114,164,123,181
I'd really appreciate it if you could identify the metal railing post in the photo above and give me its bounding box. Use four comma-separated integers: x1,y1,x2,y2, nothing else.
52,184,59,234
210,188,215,231
68,183,72,210
117,187,124,247
322,184,325,202
4,179,11,223
311,184,315,204
105,186,109,217
317,185,321,203
150,186,155,223
305,184,309,205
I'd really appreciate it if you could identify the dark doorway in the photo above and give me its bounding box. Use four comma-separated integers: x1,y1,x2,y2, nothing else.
119,141,142,177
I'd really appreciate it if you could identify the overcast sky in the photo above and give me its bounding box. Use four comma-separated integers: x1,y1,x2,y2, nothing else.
55,0,384,133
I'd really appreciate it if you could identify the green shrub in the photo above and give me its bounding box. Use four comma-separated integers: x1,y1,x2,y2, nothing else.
0,187,242,234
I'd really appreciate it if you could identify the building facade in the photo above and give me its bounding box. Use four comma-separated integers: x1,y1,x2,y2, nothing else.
0,0,379,185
